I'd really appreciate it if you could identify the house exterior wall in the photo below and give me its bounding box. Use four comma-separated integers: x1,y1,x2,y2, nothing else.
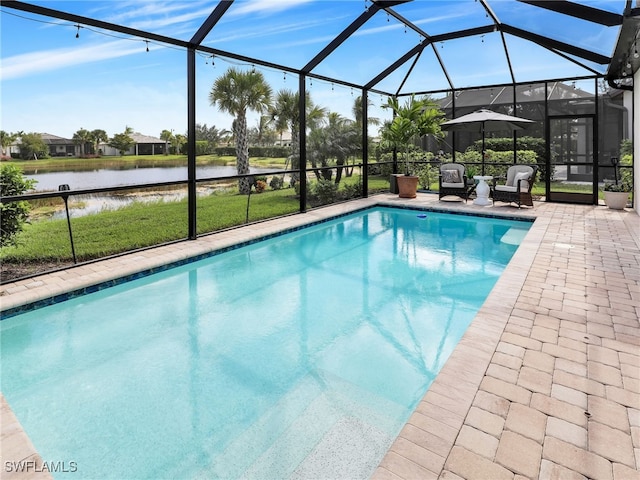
100,143,166,156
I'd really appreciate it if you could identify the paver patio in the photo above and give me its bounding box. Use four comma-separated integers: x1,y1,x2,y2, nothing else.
1,193,638,480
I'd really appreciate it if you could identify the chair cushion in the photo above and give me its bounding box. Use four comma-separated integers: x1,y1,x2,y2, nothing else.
514,172,530,191
442,169,461,183
495,185,518,193
442,182,465,188
506,165,533,186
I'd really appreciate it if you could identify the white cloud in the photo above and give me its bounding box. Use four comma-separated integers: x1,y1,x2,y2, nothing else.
231,0,314,16
1,40,145,81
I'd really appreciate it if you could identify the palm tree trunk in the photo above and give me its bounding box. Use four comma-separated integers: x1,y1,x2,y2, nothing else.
235,111,251,194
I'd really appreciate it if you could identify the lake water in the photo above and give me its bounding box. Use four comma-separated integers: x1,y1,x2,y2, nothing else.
27,165,277,192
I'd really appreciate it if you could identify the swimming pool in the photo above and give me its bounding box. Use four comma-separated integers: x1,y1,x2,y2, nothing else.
0,206,531,479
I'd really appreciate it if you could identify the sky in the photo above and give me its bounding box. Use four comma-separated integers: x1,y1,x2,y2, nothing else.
0,0,624,141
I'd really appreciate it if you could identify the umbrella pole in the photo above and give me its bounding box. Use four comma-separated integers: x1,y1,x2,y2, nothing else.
481,122,486,176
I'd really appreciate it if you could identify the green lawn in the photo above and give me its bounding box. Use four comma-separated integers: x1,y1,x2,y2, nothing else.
1,173,391,267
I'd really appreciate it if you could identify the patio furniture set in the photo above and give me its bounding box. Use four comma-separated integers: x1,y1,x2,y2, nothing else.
439,163,538,208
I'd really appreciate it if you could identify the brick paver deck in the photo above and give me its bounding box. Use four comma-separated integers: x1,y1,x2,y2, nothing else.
1,194,638,480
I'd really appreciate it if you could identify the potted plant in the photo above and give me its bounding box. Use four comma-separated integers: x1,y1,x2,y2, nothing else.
603,181,631,210
381,95,444,198
603,153,632,210
465,165,479,186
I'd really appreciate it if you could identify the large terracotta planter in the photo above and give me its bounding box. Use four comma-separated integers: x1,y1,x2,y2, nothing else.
397,175,419,198
604,191,629,210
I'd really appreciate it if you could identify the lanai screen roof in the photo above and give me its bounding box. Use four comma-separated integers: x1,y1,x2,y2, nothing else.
2,1,638,137
2,0,635,94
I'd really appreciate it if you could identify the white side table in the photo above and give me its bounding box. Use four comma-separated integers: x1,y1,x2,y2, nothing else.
473,176,493,206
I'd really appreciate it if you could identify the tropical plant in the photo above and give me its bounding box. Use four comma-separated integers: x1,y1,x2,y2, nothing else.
308,112,360,183
0,164,37,247
352,95,380,128
173,134,187,154
90,129,108,155
209,67,273,194
0,130,20,157
249,115,277,146
159,129,174,155
72,128,93,156
195,123,229,151
271,89,326,186
380,94,445,175
603,181,631,192
605,151,632,192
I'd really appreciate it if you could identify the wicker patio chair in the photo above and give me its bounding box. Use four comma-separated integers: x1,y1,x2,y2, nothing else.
439,163,470,202
491,165,537,208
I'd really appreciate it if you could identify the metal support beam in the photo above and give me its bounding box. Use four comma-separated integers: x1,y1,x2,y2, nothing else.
190,0,234,46
362,89,369,198
303,4,380,73
298,75,307,213
431,24,495,43
2,0,189,48
365,43,427,90
395,49,423,96
499,31,516,84
501,24,610,64
187,48,197,239
517,0,623,27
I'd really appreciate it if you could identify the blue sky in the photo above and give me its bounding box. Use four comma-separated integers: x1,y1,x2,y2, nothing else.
0,0,623,140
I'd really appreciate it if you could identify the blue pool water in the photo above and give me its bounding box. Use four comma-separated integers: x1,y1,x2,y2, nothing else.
0,207,531,479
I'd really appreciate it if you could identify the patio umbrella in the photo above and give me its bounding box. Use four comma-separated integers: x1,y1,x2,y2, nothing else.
441,109,535,174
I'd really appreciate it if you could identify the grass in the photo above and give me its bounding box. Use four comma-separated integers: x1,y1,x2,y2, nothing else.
1,189,299,264
1,173,391,268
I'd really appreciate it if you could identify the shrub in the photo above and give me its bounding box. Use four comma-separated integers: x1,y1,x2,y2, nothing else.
312,179,338,205
416,163,438,189
195,140,210,156
254,180,267,193
620,139,632,157
0,164,37,247
269,176,284,190
456,149,538,179
341,183,362,199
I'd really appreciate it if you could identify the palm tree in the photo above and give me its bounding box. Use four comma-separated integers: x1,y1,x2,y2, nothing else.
160,129,174,155
352,95,380,128
271,89,326,186
0,130,19,157
174,134,187,154
380,95,444,175
72,128,92,157
308,112,360,183
209,67,273,194
90,129,108,156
